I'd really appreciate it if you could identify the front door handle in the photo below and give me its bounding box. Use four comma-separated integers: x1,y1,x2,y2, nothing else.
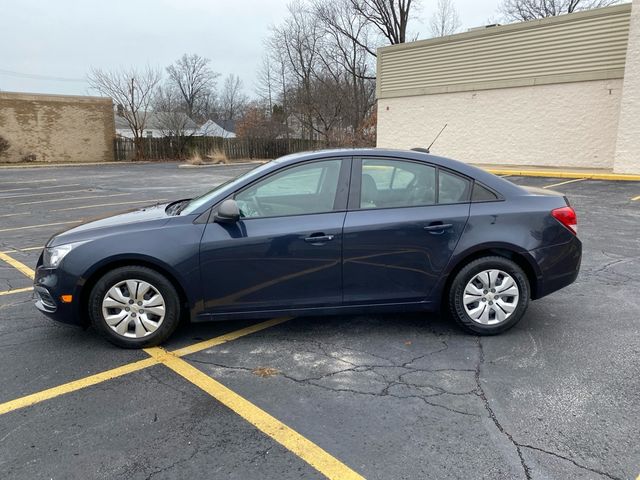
304,234,335,244
424,223,453,233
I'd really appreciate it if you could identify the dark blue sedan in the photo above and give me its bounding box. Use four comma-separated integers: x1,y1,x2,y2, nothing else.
34,149,581,347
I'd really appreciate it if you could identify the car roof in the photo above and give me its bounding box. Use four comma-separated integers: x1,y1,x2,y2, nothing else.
274,148,524,196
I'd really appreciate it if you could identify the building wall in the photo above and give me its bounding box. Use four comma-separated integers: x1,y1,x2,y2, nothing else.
377,78,623,169
0,92,115,163
376,4,640,173
614,0,640,174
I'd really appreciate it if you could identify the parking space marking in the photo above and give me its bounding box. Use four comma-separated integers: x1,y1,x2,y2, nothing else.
0,178,58,185
0,252,35,279
0,183,81,194
0,220,81,233
0,357,158,416
0,318,291,416
632,195,640,201
0,286,33,296
0,246,42,254
52,198,167,212
15,192,131,206
543,178,587,189
146,346,365,480
0,187,90,200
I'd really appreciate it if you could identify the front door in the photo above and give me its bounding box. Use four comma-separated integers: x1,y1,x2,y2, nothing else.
199,158,350,314
343,157,470,305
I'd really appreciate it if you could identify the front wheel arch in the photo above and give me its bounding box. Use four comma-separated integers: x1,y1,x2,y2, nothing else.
80,258,190,327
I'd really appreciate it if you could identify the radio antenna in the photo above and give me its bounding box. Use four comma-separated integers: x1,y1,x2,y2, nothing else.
426,123,447,153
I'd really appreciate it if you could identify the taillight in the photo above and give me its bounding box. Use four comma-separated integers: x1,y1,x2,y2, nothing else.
552,206,578,235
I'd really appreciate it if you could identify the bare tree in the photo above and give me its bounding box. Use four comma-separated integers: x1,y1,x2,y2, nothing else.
349,0,418,47
430,0,461,37
219,74,248,124
87,66,161,160
499,0,621,22
153,86,197,158
166,54,219,120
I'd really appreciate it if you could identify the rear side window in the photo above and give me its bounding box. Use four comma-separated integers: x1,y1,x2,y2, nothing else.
438,170,471,204
360,158,436,209
471,182,499,202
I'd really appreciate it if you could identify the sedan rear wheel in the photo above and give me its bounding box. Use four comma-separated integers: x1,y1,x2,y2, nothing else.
449,256,529,335
89,266,180,348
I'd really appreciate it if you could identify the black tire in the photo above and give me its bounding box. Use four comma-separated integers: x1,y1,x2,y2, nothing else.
448,256,530,335
88,266,181,348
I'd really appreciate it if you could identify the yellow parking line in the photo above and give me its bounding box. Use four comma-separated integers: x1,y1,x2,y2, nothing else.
0,318,291,416
0,252,35,279
543,178,587,189
16,192,131,206
0,358,158,416
0,286,33,297
52,198,167,212
0,178,58,185
0,188,90,200
146,347,365,480
0,212,23,218
0,183,80,194
171,317,292,357
0,220,81,233
632,195,640,201
0,246,42,254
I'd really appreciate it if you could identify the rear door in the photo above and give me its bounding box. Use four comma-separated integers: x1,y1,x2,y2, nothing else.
342,157,470,305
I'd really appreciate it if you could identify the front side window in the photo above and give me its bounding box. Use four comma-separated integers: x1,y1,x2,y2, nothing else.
235,159,342,218
360,159,436,209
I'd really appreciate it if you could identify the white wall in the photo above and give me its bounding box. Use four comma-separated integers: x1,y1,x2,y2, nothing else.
377,79,624,170
614,0,640,174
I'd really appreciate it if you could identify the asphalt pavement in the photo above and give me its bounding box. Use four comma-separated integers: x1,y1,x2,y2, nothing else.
0,163,638,480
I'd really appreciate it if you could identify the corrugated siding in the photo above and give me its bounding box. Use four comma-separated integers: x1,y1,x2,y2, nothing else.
377,4,632,98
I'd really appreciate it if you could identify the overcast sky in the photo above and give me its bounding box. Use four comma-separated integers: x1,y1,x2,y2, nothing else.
0,0,500,98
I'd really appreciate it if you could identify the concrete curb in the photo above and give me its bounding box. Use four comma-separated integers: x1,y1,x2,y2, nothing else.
0,161,152,169
483,168,640,181
178,161,267,169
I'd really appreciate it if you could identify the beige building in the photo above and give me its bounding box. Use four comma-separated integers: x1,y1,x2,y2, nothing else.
0,91,115,163
376,2,640,174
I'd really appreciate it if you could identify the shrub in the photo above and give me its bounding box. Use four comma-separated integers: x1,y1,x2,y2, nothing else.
205,147,228,164
185,151,203,165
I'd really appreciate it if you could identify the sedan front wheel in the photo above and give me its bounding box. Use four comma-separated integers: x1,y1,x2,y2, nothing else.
88,266,181,348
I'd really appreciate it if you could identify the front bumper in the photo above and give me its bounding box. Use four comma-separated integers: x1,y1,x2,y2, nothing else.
529,235,582,299
34,262,84,326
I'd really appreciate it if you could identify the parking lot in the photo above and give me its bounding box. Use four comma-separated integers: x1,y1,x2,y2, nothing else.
0,162,638,480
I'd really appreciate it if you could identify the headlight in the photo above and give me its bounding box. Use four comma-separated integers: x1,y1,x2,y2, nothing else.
43,241,86,268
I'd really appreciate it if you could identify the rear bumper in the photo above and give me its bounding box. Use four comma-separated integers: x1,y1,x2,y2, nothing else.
33,264,84,326
529,235,582,299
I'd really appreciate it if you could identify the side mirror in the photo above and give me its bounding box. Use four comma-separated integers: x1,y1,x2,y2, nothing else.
214,199,240,223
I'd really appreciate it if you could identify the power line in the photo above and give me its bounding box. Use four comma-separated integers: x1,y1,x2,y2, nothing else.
0,68,85,83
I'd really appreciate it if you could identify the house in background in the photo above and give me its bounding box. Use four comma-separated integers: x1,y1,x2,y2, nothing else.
195,119,236,138
115,113,197,138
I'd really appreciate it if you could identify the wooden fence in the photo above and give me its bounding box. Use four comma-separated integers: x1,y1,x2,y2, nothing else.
113,136,324,161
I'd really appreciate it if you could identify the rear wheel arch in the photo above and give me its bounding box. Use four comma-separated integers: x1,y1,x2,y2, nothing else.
80,258,190,326
440,246,539,307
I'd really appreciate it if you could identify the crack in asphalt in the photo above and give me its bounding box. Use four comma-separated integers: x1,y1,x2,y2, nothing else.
519,444,623,480
474,337,532,479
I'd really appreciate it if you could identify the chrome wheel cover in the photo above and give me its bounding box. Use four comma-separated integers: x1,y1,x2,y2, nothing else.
101,279,166,338
463,269,520,325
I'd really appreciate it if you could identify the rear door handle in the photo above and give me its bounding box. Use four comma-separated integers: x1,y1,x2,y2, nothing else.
304,234,335,243
424,223,453,233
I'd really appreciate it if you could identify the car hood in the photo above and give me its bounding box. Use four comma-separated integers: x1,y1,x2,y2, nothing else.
47,202,172,247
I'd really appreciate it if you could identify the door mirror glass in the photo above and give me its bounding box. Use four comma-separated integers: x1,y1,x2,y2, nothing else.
214,199,240,223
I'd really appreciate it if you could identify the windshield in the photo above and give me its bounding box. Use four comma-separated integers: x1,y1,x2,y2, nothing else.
179,162,271,215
